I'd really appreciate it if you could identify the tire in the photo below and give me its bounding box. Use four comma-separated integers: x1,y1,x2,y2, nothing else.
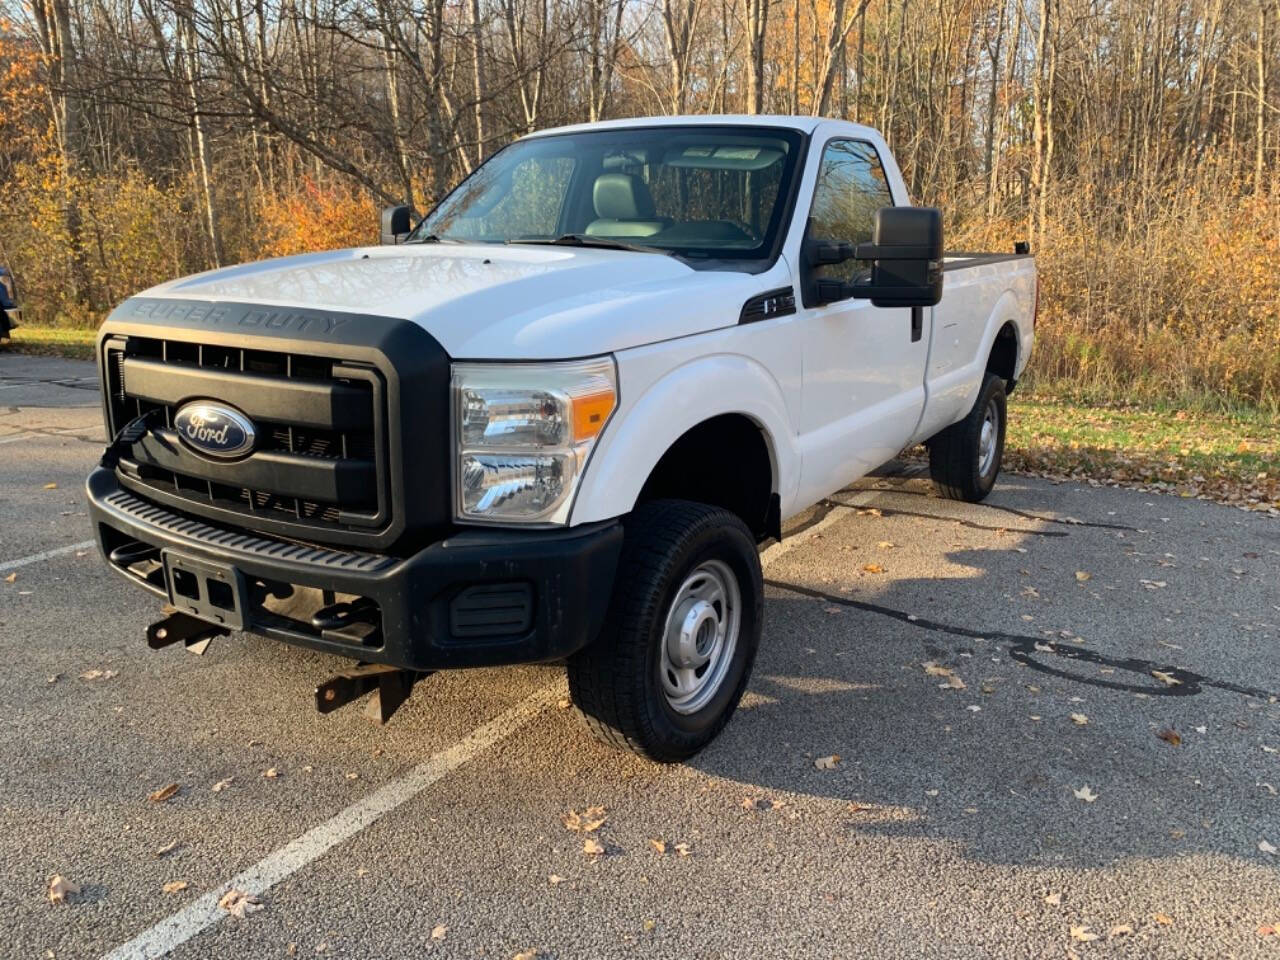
928,372,1007,502
567,499,763,762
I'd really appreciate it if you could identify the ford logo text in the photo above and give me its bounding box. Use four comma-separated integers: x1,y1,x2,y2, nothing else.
173,401,256,459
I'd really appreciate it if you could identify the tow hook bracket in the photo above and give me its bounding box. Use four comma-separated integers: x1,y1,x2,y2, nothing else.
315,663,431,725
147,607,230,655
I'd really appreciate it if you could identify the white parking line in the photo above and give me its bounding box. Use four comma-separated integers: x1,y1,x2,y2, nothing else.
100,681,566,960
0,540,96,574
97,498,870,959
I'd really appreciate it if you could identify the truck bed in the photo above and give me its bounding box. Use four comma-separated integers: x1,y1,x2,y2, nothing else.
942,252,1033,271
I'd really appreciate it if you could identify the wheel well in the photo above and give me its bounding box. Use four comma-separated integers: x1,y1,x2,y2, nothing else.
636,414,777,542
987,322,1019,389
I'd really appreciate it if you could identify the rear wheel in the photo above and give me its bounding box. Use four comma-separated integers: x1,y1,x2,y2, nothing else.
567,499,763,762
928,372,1007,502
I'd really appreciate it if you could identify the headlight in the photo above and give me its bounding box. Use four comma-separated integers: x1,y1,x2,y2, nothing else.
452,358,617,524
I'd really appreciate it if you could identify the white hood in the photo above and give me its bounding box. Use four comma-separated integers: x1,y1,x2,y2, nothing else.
140,244,777,358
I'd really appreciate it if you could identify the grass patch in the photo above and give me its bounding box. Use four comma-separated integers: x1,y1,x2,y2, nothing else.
1006,396,1278,512
5,325,98,360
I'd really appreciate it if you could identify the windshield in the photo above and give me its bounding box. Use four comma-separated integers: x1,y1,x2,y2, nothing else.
411,125,804,262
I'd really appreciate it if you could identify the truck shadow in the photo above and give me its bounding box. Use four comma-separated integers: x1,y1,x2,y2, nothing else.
686,532,1280,872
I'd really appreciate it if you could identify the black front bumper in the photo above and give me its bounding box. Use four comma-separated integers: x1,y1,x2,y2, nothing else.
88,467,623,670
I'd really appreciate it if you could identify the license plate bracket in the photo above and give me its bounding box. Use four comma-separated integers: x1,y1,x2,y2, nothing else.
161,550,248,631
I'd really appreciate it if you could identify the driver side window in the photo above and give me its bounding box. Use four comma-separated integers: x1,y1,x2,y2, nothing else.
808,140,893,281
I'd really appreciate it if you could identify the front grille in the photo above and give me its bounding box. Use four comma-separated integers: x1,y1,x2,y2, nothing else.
102,335,390,539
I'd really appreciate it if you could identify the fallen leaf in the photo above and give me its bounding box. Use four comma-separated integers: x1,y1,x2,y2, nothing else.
1073,785,1099,803
1070,713,1089,725
155,840,179,857
263,768,279,779
431,925,447,940
877,541,895,549
1258,925,1278,938
674,842,691,857
1157,727,1182,746
1151,670,1182,687
643,919,657,932
43,482,58,490
1260,840,1277,856
513,951,538,960
211,778,234,793
48,875,80,904
1070,925,1098,942
770,799,786,810
1043,892,1062,906
939,675,967,690
162,880,188,894
148,783,180,803
1108,924,1134,937
1074,571,1092,581
582,838,604,856
3,573,15,583
1153,913,1174,925
79,669,118,681
814,754,840,770
741,797,757,810
344,773,359,780
649,839,666,855
556,697,571,709
862,563,884,574
217,889,263,918
548,874,566,885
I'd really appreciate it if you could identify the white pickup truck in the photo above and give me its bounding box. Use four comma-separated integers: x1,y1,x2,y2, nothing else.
88,116,1035,760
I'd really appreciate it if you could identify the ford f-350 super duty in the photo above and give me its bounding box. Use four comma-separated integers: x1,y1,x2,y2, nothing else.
88,116,1035,760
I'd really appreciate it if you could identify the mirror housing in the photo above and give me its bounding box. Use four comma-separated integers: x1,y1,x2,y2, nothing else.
380,205,415,245
806,206,944,308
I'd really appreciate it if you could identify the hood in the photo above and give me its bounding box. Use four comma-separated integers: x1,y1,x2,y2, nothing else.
139,244,774,358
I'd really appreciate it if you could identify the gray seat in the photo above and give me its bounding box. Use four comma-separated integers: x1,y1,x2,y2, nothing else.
585,173,668,238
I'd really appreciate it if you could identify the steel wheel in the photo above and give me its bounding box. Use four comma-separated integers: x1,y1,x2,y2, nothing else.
977,396,1000,478
659,558,741,715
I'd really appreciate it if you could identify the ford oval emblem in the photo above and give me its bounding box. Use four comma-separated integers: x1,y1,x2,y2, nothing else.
173,401,256,458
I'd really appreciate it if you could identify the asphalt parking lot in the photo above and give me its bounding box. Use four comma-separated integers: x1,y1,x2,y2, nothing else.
3,352,1279,960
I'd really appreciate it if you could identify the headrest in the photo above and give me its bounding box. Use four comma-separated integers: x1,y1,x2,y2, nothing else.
593,173,656,220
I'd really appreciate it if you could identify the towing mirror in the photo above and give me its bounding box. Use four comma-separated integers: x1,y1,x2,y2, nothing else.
380,205,415,245
808,207,944,308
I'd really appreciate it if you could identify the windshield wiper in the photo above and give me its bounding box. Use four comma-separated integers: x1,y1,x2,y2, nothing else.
412,233,466,245
507,234,672,256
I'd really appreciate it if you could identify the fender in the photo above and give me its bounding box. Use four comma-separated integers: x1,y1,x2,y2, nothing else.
570,351,800,526
911,279,1032,445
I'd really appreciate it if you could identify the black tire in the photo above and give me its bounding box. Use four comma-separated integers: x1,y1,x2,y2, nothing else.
567,499,763,762
928,372,1007,502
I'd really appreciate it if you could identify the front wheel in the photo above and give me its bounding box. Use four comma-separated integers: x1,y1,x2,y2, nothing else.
928,372,1007,502
567,500,763,762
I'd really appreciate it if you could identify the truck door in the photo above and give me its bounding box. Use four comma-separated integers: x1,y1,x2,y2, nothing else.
794,136,930,507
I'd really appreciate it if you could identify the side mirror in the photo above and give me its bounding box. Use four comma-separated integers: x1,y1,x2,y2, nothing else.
806,207,944,308
381,205,416,245
852,206,943,308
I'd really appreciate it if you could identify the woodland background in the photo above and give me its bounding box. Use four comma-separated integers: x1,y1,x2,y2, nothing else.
0,0,1276,413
